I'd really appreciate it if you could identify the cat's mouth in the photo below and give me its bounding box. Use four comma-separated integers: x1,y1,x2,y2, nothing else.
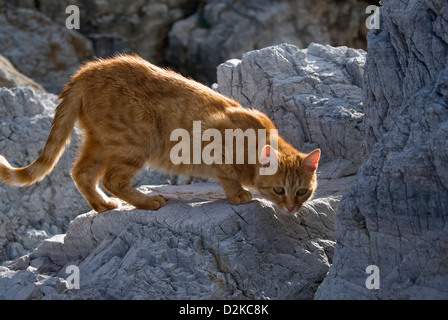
272,204,300,216
282,207,298,215
258,196,301,215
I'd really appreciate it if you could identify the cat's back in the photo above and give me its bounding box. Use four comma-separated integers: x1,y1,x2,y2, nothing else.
69,54,241,130
72,54,212,97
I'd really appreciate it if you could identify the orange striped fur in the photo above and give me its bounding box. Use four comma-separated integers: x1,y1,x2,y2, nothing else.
0,54,320,214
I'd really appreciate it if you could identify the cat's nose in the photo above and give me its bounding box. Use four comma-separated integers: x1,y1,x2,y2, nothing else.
286,205,295,213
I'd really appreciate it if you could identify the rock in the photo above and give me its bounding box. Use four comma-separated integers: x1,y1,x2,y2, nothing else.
6,0,198,67
2,182,338,299
7,0,374,87
0,87,87,262
315,0,448,299
0,55,45,92
0,266,69,300
0,4,94,93
216,42,365,172
165,0,373,84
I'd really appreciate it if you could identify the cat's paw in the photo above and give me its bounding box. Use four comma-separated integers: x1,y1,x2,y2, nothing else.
228,189,253,205
96,198,122,213
143,195,166,210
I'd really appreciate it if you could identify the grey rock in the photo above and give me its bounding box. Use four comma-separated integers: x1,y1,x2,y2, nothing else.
216,42,365,171
6,0,198,67
0,87,87,262
165,0,372,84
315,0,448,299
0,55,45,92
8,0,373,87
0,5,94,93
0,266,68,300
2,182,338,299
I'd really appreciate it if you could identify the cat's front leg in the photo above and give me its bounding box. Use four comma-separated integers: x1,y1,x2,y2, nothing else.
228,188,253,205
213,164,252,205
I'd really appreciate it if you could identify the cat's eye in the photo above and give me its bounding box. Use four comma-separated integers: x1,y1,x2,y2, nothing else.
296,188,308,196
273,187,285,195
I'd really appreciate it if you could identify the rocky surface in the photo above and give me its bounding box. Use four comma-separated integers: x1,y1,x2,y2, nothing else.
6,0,374,86
1,183,340,300
165,0,373,84
315,0,448,299
0,4,94,93
0,87,87,262
0,55,45,92
5,0,199,67
216,42,365,174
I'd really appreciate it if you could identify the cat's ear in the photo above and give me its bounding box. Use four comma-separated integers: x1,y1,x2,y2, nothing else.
260,145,278,168
302,149,320,172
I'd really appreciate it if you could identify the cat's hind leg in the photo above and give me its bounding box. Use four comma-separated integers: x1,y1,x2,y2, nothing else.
102,159,166,210
72,142,120,213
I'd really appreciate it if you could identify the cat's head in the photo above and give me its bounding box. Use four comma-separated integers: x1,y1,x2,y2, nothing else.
255,146,320,215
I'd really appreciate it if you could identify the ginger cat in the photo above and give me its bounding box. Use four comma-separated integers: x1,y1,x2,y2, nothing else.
0,54,320,214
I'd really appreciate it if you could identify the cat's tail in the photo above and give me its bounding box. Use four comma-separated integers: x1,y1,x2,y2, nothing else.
0,83,81,186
